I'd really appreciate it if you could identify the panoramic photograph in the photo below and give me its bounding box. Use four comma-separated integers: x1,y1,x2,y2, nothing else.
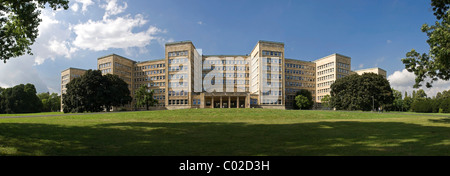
0,0,449,173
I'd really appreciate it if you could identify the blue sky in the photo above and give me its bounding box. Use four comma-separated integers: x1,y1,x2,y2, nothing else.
0,0,447,97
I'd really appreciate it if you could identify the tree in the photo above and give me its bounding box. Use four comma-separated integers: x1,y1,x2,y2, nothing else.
401,0,450,88
330,73,394,111
391,88,404,111
403,91,413,111
62,70,132,113
0,0,70,63
293,89,314,109
102,74,132,111
38,92,61,112
295,95,310,110
135,85,158,110
321,95,331,109
0,84,42,113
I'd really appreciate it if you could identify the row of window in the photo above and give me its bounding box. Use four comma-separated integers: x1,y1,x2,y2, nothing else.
318,68,334,76
265,66,282,72
285,69,315,76
337,68,349,74
135,69,165,77
135,63,165,71
208,79,250,85
168,82,188,88
285,63,315,70
317,74,334,82
286,88,315,94
262,50,283,57
134,75,165,82
286,82,315,88
202,73,249,78
168,66,188,72
115,62,132,71
99,62,111,69
204,60,249,65
261,99,282,105
168,91,188,96
168,51,188,57
168,58,188,64
168,74,187,80
263,74,282,79
262,90,282,96
318,80,334,88
101,68,112,74
317,62,334,70
203,66,249,71
263,58,282,64
318,88,331,94
285,75,315,82
168,99,189,105
337,62,350,69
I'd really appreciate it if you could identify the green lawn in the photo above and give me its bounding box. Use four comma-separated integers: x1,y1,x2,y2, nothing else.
0,109,449,156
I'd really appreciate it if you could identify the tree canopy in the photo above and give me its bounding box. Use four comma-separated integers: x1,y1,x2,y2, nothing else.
401,0,450,88
330,73,394,111
62,70,132,113
0,84,42,113
293,89,314,110
0,0,69,63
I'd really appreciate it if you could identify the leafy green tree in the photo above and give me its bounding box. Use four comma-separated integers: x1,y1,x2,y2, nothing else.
330,73,394,111
0,0,70,63
401,0,450,88
37,92,60,112
391,88,404,111
62,70,132,113
403,91,413,111
135,85,158,110
295,95,311,110
102,74,132,111
0,84,42,113
293,89,314,109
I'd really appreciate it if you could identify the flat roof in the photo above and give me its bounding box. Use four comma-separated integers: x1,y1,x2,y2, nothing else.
353,67,386,72
313,53,351,63
165,40,193,46
97,54,136,63
61,67,87,73
285,58,314,63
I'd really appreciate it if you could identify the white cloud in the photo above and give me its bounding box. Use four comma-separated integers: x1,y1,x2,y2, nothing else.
387,40,392,44
75,0,94,12
72,14,163,51
32,10,75,65
71,3,79,12
197,21,203,25
101,0,128,20
388,69,450,97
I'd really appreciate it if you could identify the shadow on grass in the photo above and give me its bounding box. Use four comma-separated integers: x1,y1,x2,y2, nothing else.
0,121,449,156
429,118,450,124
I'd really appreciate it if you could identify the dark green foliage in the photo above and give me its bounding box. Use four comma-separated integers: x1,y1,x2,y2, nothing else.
0,84,42,113
293,89,314,110
62,70,132,113
439,98,450,113
37,92,61,112
0,0,69,62
330,73,394,111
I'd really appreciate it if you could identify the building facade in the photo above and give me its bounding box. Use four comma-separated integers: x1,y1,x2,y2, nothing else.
61,40,386,110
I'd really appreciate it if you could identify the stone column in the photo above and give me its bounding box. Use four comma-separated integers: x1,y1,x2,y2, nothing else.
237,97,240,108
220,96,223,108
211,97,214,108
228,96,231,108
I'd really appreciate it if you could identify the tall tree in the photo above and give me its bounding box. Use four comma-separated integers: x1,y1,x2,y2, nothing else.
330,73,394,111
295,95,310,110
0,0,70,63
135,85,157,110
401,0,450,88
62,70,132,113
102,74,132,111
38,92,61,112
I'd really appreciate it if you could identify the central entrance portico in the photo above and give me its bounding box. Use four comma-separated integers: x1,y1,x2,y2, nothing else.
203,92,250,108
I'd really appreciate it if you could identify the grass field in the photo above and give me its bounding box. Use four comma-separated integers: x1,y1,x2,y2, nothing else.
0,109,449,156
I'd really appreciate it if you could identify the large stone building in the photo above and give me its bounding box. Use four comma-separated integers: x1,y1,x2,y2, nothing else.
61,40,386,110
